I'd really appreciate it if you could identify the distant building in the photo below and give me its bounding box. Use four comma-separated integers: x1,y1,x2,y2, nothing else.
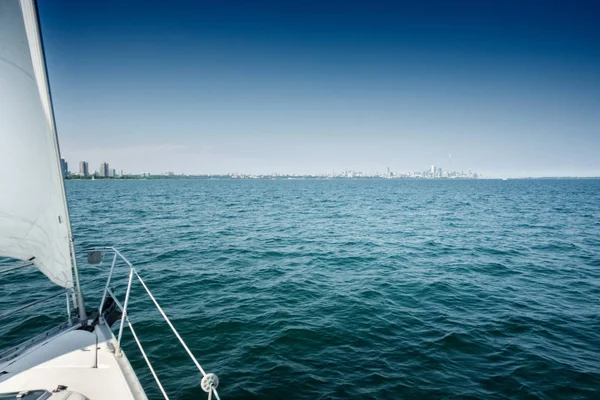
111,168,116,177
430,165,436,174
79,161,89,177
60,158,68,177
99,162,110,177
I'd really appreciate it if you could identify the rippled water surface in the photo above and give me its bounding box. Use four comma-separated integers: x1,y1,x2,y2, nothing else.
2,179,600,399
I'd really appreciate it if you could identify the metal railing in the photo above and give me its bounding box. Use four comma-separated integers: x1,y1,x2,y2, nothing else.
0,262,77,364
0,290,68,320
0,261,74,322
0,319,78,364
90,247,220,400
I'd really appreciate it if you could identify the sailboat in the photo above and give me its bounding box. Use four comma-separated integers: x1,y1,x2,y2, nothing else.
0,1,220,399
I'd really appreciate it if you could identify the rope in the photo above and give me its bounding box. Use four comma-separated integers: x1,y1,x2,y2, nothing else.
127,317,170,400
133,270,220,400
0,261,34,275
0,291,63,319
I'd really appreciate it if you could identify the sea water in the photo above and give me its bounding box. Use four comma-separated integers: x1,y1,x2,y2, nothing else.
2,179,599,399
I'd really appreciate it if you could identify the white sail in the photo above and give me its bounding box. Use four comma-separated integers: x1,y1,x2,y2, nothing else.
0,0,74,288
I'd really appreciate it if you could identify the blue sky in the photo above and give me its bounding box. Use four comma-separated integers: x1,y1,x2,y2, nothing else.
39,0,600,177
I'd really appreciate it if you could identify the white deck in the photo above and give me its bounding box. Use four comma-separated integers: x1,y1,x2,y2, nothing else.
0,322,147,400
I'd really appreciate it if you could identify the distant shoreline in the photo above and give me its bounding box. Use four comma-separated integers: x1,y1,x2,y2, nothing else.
65,176,600,181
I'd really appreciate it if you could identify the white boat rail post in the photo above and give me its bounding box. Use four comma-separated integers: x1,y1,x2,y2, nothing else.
98,251,118,321
91,247,221,399
116,264,135,357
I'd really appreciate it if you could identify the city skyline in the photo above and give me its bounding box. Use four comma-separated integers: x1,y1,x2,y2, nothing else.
62,154,600,179
61,156,486,179
59,155,597,179
41,0,600,178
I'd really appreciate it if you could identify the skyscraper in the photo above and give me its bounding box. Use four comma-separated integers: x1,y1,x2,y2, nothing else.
60,158,68,177
99,162,110,177
79,161,89,177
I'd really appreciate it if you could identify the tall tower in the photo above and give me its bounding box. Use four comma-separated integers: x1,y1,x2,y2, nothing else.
79,161,89,177
60,158,68,177
99,162,110,177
